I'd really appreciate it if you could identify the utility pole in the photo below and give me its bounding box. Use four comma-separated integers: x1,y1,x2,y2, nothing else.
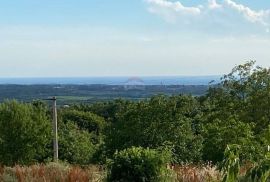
45,97,58,162
52,96,58,162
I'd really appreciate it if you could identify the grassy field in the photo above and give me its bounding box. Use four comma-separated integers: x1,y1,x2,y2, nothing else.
56,96,94,101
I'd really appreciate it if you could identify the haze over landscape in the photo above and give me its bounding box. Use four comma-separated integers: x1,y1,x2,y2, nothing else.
1,0,270,77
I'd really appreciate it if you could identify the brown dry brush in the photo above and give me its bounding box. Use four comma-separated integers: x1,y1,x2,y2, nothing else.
239,161,254,176
172,164,222,182
0,163,223,182
0,165,4,177
0,163,105,182
67,165,105,182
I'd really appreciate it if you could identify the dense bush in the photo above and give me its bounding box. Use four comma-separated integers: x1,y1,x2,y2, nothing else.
61,109,105,135
58,121,96,165
202,116,257,163
107,147,173,182
0,100,51,165
59,109,106,164
222,145,270,182
72,99,131,123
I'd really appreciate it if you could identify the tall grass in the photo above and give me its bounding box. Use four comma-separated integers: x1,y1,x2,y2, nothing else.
0,163,105,182
0,163,225,182
172,164,222,182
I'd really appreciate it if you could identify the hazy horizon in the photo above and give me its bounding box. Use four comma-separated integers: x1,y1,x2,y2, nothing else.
0,75,221,78
0,75,220,85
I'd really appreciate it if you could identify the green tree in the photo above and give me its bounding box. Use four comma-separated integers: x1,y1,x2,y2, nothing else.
202,116,257,163
0,100,51,165
219,61,270,133
60,109,105,144
58,121,95,164
105,95,203,163
201,61,270,163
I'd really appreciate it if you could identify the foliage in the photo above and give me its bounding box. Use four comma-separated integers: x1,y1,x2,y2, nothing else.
1,61,270,176
221,145,270,182
105,95,203,163
58,109,107,164
201,61,270,163
107,146,173,182
61,109,105,135
0,100,51,165
58,121,96,165
202,116,256,163
243,151,270,182
60,109,106,145
73,99,132,123
221,145,241,182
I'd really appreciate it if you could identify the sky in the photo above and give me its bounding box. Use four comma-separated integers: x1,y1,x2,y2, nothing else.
0,0,270,77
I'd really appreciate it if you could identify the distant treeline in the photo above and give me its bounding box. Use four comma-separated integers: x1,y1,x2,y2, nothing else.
0,61,269,171
0,84,209,105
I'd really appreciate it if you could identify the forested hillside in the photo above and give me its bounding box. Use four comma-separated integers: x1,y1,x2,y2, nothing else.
0,61,270,181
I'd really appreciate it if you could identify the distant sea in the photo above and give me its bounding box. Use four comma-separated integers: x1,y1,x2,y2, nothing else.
0,76,220,85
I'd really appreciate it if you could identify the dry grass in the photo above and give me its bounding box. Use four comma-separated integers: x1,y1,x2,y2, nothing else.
171,163,222,182
0,163,224,182
0,163,105,182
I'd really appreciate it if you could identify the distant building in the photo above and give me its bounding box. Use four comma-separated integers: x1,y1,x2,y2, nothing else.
124,77,145,90
63,105,70,108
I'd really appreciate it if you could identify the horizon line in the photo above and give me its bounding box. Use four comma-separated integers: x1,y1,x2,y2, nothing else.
0,75,222,79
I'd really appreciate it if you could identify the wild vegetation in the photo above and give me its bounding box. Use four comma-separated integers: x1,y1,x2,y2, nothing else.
0,61,270,181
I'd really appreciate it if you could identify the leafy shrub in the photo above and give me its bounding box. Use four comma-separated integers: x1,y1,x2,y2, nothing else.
221,145,270,182
221,144,241,182
107,147,173,182
242,151,270,182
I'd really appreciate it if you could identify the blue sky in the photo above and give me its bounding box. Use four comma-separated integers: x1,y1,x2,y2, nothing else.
0,0,270,77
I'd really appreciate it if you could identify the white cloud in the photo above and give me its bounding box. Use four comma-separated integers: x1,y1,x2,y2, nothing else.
224,0,270,25
145,0,270,31
145,0,201,15
208,0,222,10
145,0,201,23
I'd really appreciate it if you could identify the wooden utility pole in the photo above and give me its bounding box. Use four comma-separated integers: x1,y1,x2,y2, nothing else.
52,96,58,162
44,97,58,162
